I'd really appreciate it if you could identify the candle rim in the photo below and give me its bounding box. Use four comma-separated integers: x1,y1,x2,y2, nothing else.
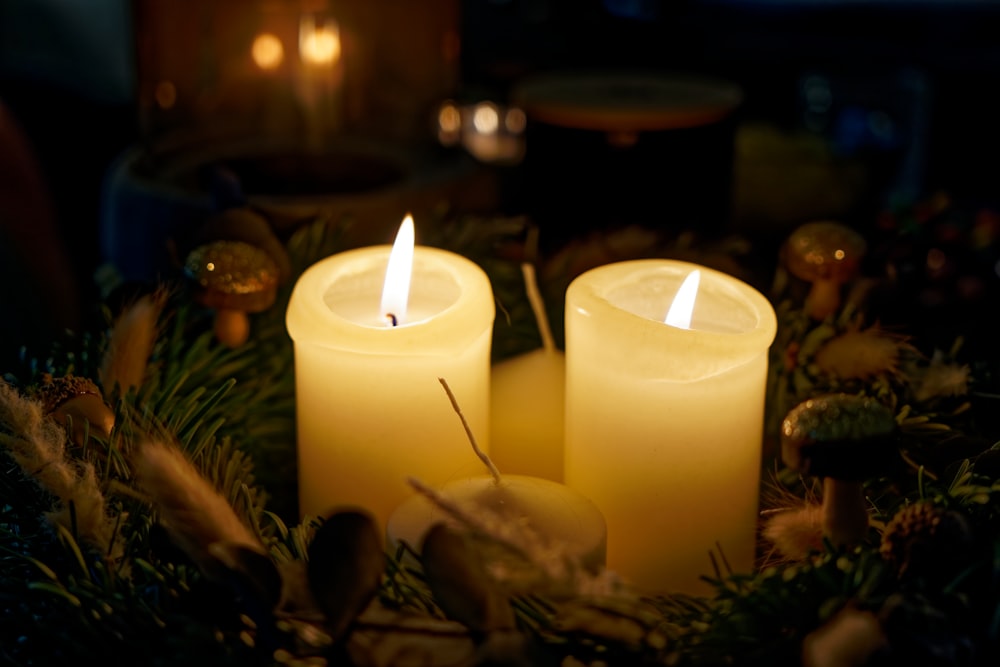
287,244,495,354
566,259,777,369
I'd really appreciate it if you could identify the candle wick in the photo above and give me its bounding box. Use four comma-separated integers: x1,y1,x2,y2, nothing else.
385,313,398,327
437,377,502,484
521,262,556,354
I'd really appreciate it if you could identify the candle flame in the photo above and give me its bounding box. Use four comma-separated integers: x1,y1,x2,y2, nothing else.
299,16,341,65
664,270,700,329
381,214,415,326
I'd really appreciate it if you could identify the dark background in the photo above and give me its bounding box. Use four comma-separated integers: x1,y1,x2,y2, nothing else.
3,0,1000,368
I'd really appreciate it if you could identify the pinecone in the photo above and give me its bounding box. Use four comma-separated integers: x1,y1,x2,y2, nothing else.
879,501,972,581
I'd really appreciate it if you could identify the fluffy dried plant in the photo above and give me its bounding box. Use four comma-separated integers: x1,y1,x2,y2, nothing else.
99,288,167,399
0,381,123,559
131,439,265,575
408,477,625,600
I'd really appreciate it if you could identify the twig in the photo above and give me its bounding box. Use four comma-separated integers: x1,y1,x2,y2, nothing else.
437,377,501,483
521,263,555,354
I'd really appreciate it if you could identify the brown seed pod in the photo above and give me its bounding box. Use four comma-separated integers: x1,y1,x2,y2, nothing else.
306,509,384,643
420,523,516,636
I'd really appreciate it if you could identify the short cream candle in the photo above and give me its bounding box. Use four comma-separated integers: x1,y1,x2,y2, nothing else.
490,263,565,481
286,218,495,527
386,473,607,572
564,259,776,595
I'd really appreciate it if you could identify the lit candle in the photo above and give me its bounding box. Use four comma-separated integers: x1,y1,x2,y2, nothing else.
489,263,565,481
387,379,606,570
564,259,777,595
286,216,495,527
295,11,344,146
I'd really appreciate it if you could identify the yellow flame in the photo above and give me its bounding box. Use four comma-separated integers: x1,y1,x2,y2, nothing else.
381,214,415,326
299,17,341,65
664,270,700,329
252,33,284,70
472,102,499,135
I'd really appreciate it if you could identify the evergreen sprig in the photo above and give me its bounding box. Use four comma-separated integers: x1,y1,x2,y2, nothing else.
2,207,999,665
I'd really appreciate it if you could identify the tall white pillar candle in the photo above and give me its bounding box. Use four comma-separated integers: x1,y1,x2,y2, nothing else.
286,227,495,528
564,259,776,595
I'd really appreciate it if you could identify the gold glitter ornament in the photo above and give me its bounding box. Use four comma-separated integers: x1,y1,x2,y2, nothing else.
185,240,279,347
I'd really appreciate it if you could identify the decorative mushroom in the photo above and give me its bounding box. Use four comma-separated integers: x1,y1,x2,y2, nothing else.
33,373,115,445
781,393,898,549
782,221,867,320
184,239,279,348
195,206,292,286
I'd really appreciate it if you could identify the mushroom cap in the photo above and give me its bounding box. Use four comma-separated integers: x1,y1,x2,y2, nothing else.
185,240,279,313
781,393,897,480
197,207,292,285
783,221,867,284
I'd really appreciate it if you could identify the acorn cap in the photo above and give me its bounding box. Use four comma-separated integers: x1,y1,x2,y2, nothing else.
33,374,100,413
783,221,867,285
781,393,898,480
32,374,115,441
185,240,279,313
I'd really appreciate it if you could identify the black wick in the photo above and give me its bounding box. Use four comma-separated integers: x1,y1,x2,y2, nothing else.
386,313,398,327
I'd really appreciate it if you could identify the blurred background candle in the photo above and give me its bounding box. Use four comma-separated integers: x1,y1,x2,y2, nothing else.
564,259,777,595
490,263,565,481
286,216,495,527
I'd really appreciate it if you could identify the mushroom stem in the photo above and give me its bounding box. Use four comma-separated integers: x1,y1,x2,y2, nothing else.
805,279,842,320
821,477,870,548
214,309,251,348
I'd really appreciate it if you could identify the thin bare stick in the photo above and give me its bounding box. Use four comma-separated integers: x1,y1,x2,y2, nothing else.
437,377,501,483
521,262,555,354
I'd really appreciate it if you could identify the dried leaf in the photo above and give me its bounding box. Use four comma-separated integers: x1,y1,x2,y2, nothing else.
307,509,384,642
421,523,515,635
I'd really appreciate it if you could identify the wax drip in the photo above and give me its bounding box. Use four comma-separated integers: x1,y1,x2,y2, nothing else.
437,377,502,484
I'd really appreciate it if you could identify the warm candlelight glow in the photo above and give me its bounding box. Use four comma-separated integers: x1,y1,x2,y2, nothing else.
505,107,527,133
299,16,341,66
252,33,285,70
664,269,700,329
438,102,462,134
380,215,415,326
472,102,500,135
